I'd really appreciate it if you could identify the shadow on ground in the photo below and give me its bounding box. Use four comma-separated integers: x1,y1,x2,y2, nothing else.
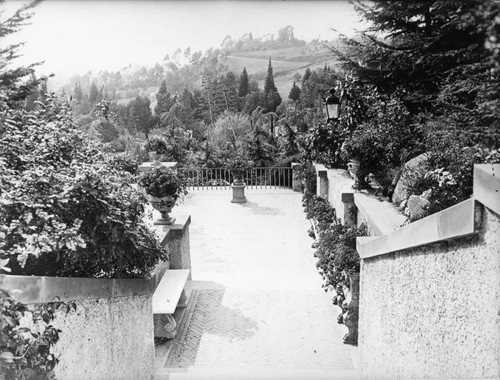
163,286,259,369
239,200,283,216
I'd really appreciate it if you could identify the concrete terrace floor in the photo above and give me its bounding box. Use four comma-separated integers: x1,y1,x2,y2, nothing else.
155,188,360,380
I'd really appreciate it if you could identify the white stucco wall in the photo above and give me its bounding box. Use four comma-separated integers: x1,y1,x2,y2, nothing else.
21,293,155,380
359,206,500,379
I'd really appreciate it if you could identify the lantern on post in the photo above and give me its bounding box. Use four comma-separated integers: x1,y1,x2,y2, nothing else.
325,87,340,122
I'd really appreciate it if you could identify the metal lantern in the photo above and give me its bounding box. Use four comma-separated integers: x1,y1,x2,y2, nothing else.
325,87,340,122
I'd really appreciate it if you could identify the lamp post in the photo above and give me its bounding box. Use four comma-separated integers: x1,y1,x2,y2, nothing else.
324,87,340,122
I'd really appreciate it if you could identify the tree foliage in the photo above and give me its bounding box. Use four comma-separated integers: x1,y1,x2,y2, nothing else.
0,95,167,278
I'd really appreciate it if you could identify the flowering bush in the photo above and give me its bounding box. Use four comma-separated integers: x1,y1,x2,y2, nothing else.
139,167,187,200
0,95,167,278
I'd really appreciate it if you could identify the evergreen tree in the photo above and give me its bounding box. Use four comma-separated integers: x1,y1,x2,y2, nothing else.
238,67,249,97
263,58,282,136
0,0,46,110
88,81,100,105
264,58,278,94
154,79,175,116
129,96,154,139
301,67,311,87
288,81,301,102
222,71,239,112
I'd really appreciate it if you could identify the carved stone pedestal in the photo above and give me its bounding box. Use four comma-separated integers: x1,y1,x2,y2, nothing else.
153,289,189,339
342,273,360,345
154,313,178,339
231,182,247,203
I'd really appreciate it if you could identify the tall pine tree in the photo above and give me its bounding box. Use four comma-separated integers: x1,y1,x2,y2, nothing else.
263,58,282,137
238,67,249,97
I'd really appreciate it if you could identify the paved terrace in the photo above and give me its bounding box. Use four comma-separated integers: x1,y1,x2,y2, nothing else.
155,188,359,380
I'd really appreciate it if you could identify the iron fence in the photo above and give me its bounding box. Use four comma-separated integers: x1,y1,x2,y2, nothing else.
178,167,293,190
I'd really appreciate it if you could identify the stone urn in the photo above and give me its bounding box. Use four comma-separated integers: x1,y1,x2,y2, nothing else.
347,158,361,180
347,158,368,190
149,195,176,225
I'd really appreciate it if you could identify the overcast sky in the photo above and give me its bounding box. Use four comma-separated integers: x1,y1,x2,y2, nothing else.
4,0,362,77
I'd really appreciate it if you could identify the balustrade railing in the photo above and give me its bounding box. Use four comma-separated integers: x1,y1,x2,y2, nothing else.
178,167,293,190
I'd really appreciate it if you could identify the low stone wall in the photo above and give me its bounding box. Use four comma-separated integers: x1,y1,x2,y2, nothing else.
5,275,156,380
314,164,356,225
43,294,153,380
357,165,500,379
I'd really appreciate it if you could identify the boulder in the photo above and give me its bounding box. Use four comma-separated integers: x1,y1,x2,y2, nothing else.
392,153,430,205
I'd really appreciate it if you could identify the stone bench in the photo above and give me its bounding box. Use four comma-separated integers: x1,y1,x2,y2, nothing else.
152,269,190,339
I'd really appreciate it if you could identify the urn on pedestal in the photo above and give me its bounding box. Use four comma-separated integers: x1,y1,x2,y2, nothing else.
226,155,253,204
145,136,169,166
139,166,187,225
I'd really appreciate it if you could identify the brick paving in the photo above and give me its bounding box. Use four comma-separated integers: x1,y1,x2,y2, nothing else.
155,189,359,379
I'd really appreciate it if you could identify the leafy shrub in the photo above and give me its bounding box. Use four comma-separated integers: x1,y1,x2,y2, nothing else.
0,288,66,380
314,222,368,290
304,195,337,226
0,95,167,278
139,167,187,200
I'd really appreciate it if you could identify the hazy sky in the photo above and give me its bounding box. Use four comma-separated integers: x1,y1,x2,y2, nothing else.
4,1,362,77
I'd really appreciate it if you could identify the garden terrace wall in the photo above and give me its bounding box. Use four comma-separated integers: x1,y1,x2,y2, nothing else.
356,165,500,379
3,275,156,380
313,164,406,232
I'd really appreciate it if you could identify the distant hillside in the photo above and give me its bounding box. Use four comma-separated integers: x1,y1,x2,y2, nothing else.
56,31,340,107
226,44,337,97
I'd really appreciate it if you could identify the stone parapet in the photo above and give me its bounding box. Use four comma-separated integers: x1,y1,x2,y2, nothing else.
3,274,155,380
357,165,500,379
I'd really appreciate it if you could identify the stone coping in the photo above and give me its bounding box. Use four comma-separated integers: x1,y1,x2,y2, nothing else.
0,274,155,304
357,198,479,259
154,214,192,242
354,191,407,236
356,165,498,259
474,164,500,216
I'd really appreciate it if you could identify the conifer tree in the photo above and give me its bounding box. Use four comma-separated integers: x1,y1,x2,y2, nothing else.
288,81,301,102
88,81,100,105
238,67,249,97
0,0,46,110
154,79,175,116
263,58,282,136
